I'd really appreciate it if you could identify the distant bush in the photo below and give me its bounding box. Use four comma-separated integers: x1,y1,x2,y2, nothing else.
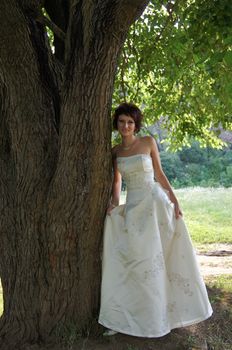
160,141,232,188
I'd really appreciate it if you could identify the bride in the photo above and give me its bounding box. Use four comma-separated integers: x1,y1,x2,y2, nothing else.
98,102,212,337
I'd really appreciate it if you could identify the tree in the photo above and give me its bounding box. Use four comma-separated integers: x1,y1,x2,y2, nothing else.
0,1,149,349
114,0,232,148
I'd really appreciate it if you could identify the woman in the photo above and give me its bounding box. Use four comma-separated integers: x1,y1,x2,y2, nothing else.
98,102,212,337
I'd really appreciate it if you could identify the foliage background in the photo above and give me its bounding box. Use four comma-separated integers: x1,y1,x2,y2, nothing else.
113,0,232,148
111,0,232,189
160,141,232,188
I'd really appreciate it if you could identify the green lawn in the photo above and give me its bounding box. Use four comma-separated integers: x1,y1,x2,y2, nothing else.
121,187,232,245
176,187,232,245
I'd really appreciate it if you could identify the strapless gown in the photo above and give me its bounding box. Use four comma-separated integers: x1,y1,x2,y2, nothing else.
98,154,212,337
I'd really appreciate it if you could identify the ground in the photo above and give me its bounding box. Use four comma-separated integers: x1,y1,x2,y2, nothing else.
37,243,232,350
0,245,231,350
197,243,232,277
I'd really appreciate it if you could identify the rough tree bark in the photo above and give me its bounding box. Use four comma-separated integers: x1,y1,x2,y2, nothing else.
0,0,150,349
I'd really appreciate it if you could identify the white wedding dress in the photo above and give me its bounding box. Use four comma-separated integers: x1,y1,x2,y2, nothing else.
98,154,212,337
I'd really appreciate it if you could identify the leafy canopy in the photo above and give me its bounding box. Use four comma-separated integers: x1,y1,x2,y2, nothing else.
113,0,232,148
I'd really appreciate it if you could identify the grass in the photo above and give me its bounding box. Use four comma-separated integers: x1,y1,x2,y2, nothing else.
121,187,232,246
174,187,232,245
203,274,232,350
206,274,232,295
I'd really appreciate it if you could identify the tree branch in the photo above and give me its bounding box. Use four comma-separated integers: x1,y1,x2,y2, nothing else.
44,0,69,32
36,14,65,41
43,0,70,62
120,0,150,21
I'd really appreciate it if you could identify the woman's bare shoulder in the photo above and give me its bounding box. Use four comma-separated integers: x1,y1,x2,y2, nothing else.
139,135,156,145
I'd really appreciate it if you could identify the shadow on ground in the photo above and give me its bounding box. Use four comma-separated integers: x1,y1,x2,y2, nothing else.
40,278,232,350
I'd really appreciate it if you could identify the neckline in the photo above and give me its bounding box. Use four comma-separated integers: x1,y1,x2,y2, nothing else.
117,153,151,159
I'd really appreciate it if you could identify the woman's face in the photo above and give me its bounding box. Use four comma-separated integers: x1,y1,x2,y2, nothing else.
117,114,136,137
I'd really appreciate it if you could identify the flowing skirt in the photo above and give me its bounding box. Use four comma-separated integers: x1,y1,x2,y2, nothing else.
99,182,212,337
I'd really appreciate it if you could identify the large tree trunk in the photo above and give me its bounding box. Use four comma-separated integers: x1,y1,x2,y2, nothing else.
0,1,59,347
0,0,149,348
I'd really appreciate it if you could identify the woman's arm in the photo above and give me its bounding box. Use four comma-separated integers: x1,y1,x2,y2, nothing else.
107,152,122,215
149,137,182,219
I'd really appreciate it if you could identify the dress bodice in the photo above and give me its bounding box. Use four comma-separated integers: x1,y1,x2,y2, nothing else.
117,154,155,191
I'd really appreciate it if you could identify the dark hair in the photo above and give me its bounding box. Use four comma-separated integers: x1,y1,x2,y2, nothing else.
112,102,143,133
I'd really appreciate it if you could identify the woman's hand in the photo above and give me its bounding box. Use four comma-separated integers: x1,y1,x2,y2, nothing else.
169,193,183,219
106,203,117,215
172,199,183,219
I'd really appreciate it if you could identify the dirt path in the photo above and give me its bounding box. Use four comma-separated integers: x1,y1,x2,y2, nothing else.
197,243,232,276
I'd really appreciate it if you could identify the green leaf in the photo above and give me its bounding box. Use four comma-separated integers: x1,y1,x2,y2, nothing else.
224,51,232,66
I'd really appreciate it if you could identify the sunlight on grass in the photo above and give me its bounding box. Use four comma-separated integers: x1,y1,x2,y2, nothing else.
121,187,232,245
175,187,232,244
206,274,232,293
